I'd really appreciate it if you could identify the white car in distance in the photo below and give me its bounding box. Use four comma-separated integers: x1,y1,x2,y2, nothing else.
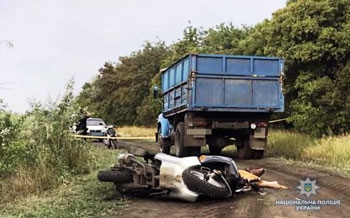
86,118,107,141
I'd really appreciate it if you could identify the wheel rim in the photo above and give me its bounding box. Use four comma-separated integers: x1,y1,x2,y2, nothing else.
190,170,226,189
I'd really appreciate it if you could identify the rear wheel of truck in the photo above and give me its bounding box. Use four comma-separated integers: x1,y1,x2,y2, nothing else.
158,127,171,154
175,122,190,157
236,139,254,159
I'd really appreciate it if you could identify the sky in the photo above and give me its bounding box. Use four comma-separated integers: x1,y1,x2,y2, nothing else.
0,0,286,113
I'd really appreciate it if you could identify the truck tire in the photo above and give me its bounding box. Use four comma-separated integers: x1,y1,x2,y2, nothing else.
175,122,190,157
253,150,264,159
97,168,133,183
236,140,254,159
182,167,230,198
158,127,171,154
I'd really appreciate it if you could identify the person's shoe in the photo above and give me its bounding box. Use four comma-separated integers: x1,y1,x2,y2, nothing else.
245,168,266,177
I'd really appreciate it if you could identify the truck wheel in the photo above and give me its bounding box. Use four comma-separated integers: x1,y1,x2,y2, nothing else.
158,127,171,154
182,166,231,198
236,140,254,159
208,145,222,155
253,150,264,159
97,168,133,183
175,122,190,157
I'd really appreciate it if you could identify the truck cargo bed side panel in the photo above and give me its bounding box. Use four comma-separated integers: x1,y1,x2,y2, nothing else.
194,76,282,111
162,54,284,115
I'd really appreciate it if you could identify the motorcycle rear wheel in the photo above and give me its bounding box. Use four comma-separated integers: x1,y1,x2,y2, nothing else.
97,168,133,183
182,167,231,198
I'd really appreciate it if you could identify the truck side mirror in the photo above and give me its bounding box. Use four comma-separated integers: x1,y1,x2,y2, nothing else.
153,86,159,99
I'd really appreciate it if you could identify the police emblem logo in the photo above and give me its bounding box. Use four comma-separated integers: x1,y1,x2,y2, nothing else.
297,177,320,198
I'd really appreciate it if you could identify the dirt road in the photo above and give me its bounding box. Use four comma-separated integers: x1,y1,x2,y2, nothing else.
110,140,350,218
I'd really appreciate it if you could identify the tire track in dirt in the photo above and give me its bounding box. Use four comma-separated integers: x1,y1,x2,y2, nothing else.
109,140,350,218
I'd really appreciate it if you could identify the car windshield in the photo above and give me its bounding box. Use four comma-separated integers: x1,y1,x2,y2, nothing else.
87,118,106,126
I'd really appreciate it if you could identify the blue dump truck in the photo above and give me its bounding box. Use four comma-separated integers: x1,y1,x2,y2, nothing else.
156,54,284,159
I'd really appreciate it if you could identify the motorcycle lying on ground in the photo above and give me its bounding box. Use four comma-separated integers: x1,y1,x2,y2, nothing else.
97,147,287,202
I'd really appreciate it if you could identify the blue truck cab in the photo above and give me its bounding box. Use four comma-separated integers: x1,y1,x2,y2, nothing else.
156,54,284,159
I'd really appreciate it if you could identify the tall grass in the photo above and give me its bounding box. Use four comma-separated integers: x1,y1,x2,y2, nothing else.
267,130,316,159
0,80,97,204
0,146,125,218
267,130,350,170
303,135,350,168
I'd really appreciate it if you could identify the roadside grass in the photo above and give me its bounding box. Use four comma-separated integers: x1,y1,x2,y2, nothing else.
116,126,155,137
302,135,350,169
267,130,350,172
266,130,316,159
0,145,129,218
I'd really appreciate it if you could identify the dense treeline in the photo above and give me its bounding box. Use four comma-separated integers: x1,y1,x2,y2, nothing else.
77,0,350,137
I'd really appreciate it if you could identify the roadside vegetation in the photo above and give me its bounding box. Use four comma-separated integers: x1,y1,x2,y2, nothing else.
268,130,350,173
0,145,126,218
0,81,96,204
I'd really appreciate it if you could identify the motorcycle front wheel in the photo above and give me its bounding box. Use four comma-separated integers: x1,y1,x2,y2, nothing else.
182,167,231,199
97,168,133,183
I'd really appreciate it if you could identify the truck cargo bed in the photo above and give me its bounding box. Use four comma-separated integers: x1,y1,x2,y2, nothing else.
161,54,284,116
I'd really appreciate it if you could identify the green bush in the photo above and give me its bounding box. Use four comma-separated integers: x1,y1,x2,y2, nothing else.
0,80,96,203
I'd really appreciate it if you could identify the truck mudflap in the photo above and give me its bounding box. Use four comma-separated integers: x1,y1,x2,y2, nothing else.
249,131,267,150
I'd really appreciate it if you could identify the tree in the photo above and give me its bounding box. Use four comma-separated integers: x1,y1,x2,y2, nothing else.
243,0,350,136
77,41,170,126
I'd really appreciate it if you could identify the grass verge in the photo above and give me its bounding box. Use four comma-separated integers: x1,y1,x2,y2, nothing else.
267,130,350,173
0,144,129,218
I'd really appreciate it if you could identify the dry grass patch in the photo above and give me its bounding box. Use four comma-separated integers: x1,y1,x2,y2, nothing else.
116,126,155,137
267,130,350,171
303,135,350,169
